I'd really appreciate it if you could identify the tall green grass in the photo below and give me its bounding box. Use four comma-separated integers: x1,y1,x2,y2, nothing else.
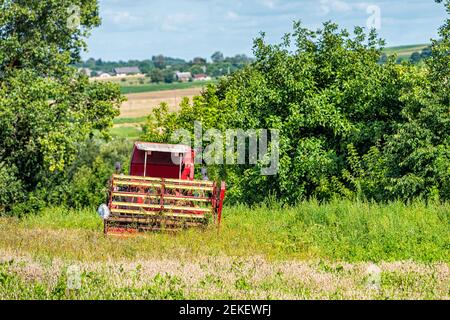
110,126,142,139
20,207,102,230
223,200,450,262
4,200,448,263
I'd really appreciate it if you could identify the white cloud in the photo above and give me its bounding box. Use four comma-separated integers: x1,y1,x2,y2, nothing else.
108,11,142,25
161,13,195,32
320,0,351,15
225,10,239,21
101,9,148,31
262,0,276,9
319,0,371,15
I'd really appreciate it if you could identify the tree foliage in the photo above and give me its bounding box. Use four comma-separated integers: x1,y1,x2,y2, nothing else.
0,0,124,213
142,13,450,204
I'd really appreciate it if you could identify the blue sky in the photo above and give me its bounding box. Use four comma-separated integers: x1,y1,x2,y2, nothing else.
83,0,447,61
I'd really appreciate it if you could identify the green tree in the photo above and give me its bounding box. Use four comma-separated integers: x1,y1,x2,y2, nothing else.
192,57,206,65
189,65,204,75
409,51,421,63
142,22,401,203
150,69,164,83
138,59,153,74
152,55,166,69
0,0,124,213
163,69,174,83
65,138,132,208
420,46,432,59
378,0,450,201
85,58,97,69
142,10,450,204
211,51,224,63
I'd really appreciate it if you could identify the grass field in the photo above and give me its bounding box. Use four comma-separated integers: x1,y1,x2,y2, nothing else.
113,116,147,125
110,87,204,139
110,125,142,139
120,81,216,94
383,44,429,61
119,87,202,118
1,200,448,299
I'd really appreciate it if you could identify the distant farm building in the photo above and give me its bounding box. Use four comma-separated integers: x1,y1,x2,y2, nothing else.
175,72,192,82
97,72,112,78
193,73,211,81
114,66,141,77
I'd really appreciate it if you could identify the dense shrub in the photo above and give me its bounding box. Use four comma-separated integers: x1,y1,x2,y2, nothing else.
1,138,132,215
64,138,133,208
0,163,25,212
0,1,124,213
142,19,450,204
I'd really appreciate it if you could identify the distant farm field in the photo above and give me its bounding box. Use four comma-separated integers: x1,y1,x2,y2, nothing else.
91,74,215,94
110,125,142,139
120,81,215,94
383,44,429,61
120,87,202,118
111,87,204,139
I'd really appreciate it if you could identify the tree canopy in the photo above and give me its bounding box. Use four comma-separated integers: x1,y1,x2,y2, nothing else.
142,7,449,204
0,0,124,213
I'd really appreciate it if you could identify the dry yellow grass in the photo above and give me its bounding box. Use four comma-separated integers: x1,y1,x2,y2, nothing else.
1,248,448,300
120,87,203,118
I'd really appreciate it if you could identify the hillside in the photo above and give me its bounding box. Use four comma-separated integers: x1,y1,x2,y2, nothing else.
383,43,430,62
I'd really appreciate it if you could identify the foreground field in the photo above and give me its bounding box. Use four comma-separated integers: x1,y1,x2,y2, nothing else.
1,251,448,299
0,201,448,299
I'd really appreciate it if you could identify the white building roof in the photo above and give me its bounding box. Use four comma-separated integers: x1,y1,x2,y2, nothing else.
135,142,191,154
176,72,192,78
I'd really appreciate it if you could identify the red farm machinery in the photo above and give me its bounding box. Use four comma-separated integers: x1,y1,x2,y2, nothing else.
98,142,226,235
